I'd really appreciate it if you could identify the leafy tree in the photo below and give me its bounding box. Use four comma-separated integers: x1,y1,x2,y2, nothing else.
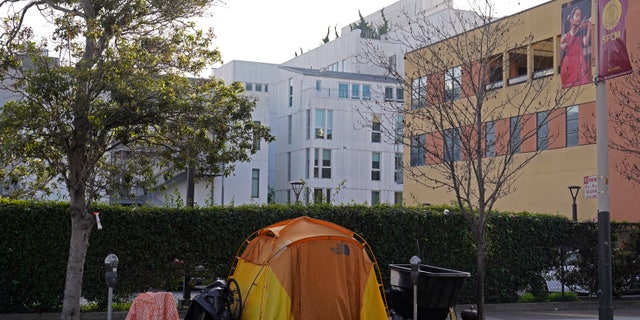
350,9,389,40
358,2,580,319
0,1,273,319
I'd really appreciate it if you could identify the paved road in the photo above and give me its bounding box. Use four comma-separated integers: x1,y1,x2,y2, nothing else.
482,308,640,320
454,301,640,320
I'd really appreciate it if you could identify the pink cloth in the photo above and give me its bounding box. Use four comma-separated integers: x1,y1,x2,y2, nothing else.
125,292,180,320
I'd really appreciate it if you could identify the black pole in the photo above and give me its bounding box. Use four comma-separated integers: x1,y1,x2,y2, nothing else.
572,203,577,222
598,210,613,320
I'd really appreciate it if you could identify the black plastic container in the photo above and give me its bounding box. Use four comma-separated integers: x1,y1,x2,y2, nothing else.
387,264,470,320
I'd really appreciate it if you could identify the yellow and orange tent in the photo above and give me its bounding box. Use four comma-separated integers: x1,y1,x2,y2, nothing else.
227,216,389,320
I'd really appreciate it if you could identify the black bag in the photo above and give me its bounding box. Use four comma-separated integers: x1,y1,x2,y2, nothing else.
184,280,232,320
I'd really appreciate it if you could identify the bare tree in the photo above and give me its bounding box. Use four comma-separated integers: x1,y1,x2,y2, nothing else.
358,2,581,318
608,49,640,185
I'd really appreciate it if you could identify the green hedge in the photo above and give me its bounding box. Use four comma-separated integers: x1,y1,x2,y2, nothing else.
1,200,638,313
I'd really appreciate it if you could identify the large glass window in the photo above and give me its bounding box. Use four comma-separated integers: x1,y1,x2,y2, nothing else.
287,115,292,144
315,109,333,140
287,152,291,181
510,116,521,153
395,114,404,145
372,152,381,181
385,87,394,101
410,134,426,166
372,114,381,143
508,47,528,85
566,106,579,147
411,76,427,109
314,188,331,204
351,84,360,99
444,128,461,162
395,153,403,184
314,149,331,179
288,78,293,107
252,121,261,152
396,88,404,102
487,54,504,90
338,83,349,98
485,121,496,157
363,84,371,100
394,192,403,205
444,66,462,102
306,110,311,140
251,169,259,198
533,38,554,79
371,191,380,205
537,111,549,151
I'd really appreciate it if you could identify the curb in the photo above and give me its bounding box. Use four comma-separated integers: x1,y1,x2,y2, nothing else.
458,298,640,312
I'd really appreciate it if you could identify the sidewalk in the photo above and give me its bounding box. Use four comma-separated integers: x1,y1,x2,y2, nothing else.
456,299,640,320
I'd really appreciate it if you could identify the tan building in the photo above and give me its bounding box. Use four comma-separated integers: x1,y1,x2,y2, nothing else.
403,0,640,222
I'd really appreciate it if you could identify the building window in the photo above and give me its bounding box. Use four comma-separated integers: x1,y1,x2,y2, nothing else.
252,121,261,152
395,114,403,145
351,84,360,99
532,39,554,79
444,128,460,162
371,191,380,205
287,115,292,144
537,111,549,151
566,105,579,147
314,188,331,204
384,87,394,101
394,192,403,205
395,153,403,184
372,114,381,143
508,47,528,85
255,83,263,92
287,152,292,182
315,80,321,91
251,169,259,198
411,76,427,109
363,84,371,100
306,110,311,140
314,149,331,179
315,109,333,140
485,121,495,157
486,54,504,90
245,82,253,91
396,88,404,102
372,152,381,181
444,66,462,102
510,116,521,153
305,148,310,179
410,134,426,166
338,83,349,98
264,84,268,92
288,78,293,107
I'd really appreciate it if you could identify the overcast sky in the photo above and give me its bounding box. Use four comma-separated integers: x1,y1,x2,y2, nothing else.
204,0,551,65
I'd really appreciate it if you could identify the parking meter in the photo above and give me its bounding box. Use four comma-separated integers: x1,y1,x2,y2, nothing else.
410,255,421,320
104,254,119,288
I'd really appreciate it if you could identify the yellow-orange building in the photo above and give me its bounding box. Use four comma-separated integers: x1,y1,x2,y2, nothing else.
403,0,640,222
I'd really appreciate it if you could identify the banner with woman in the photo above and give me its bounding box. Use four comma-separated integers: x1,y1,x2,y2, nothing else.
560,0,593,88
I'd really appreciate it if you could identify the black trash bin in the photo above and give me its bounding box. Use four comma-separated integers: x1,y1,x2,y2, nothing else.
387,264,470,320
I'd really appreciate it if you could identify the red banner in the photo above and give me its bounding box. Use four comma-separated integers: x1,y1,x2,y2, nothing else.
560,0,593,88
598,0,632,80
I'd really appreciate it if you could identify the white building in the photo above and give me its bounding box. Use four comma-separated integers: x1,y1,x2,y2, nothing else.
201,0,469,206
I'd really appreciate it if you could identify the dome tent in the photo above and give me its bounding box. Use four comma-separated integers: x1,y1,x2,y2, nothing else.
228,216,389,320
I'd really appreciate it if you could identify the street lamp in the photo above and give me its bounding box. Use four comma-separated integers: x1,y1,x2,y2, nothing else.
568,185,581,222
290,180,304,202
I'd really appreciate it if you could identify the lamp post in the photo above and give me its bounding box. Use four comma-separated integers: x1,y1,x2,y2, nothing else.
290,180,304,203
568,186,581,222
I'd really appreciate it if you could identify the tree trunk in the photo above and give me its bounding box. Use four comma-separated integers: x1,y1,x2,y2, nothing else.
476,225,487,320
61,197,93,320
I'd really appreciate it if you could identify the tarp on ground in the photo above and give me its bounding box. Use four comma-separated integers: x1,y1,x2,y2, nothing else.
228,216,389,320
